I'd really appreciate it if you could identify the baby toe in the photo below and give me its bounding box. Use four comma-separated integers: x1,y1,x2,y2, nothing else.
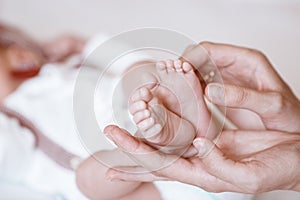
129,100,147,115
182,62,193,73
133,109,151,123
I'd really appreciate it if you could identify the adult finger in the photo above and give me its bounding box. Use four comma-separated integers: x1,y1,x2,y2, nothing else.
205,83,285,118
181,42,260,71
200,42,255,67
216,130,300,158
104,125,185,179
193,137,256,190
104,125,240,192
108,157,241,192
179,44,208,68
106,166,167,182
106,158,240,192
104,125,178,172
206,42,292,91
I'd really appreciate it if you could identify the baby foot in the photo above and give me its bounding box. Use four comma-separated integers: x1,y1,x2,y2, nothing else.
129,87,195,154
154,59,212,137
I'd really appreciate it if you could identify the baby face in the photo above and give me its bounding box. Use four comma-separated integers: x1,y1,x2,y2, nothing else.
0,24,45,77
4,43,44,77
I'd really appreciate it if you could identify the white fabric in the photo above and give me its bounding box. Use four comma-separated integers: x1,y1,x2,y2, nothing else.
154,181,217,200
83,34,155,75
0,182,62,200
0,113,35,183
154,181,254,200
1,64,88,199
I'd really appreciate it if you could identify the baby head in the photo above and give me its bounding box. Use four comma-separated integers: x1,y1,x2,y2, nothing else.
0,23,45,77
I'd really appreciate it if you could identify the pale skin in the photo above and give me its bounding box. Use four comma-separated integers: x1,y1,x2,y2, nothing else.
186,42,300,132
129,59,215,155
104,125,300,193
76,149,162,200
76,59,216,199
103,42,300,194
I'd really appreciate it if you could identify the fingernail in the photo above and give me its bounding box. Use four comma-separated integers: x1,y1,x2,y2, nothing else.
193,138,207,157
104,132,118,147
104,131,113,140
207,84,225,101
106,170,122,182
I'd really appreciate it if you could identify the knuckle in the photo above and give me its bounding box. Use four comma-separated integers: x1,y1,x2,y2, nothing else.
268,92,286,114
247,48,267,61
245,48,270,67
234,87,249,105
250,49,263,57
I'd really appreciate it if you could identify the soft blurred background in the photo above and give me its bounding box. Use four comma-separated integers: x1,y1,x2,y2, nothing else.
1,0,300,95
0,0,300,199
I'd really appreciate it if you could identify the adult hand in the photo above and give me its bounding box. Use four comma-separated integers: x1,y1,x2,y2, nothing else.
104,125,300,193
181,42,300,132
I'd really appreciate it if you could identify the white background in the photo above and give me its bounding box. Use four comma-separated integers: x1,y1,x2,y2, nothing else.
1,0,300,96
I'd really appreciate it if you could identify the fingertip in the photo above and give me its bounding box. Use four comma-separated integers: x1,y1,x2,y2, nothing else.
193,137,209,157
193,137,234,176
103,125,137,151
103,125,118,135
205,83,225,103
182,146,198,158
